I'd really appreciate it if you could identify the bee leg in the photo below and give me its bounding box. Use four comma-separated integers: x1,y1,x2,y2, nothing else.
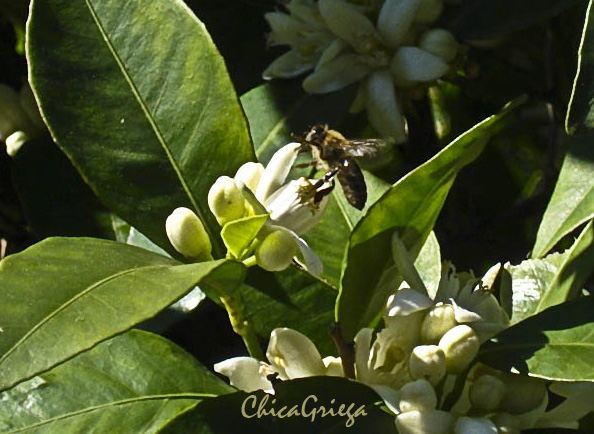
313,178,335,205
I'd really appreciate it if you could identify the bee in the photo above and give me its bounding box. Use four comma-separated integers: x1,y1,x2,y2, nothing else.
298,124,389,210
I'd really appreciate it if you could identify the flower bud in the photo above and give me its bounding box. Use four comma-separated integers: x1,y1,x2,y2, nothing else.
454,417,498,434
166,207,212,260
498,374,547,415
266,328,326,379
395,410,455,434
415,0,443,24
418,29,459,62
255,228,299,272
409,345,446,385
377,0,421,48
208,176,246,225
391,47,449,82
399,379,437,412
365,69,407,143
438,325,479,373
421,304,457,343
491,413,521,434
469,374,506,412
235,162,264,194
5,131,28,157
303,53,373,94
318,0,377,51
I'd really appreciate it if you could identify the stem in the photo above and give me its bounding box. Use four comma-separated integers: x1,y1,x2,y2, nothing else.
242,255,257,267
220,293,264,360
330,322,356,379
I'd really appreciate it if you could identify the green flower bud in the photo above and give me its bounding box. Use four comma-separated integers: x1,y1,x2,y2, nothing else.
439,324,479,373
498,374,547,415
469,374,506,412
418,29,459,62
491,413,521,434
409,345,446,385
166,207,212,260
399,379,437,412
421,304,457,344
255,228,298,272
208,176,246,226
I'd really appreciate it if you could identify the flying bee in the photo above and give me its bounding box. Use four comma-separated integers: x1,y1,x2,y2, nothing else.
297,124,389,210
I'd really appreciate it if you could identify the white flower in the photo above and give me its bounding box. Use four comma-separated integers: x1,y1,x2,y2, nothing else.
263,0,459,142
214,328,339,392
208,142,331,276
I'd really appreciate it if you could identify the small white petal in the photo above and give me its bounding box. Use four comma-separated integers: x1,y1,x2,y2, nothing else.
365,70,407,143
454,417,498,434
256,142,302,203
214,357,273,392
267,328,326,378
354,328,374,382
5,131,28,157
370,384,400,414
386,288,433,317
235,162,265,194
395,410,455,434
263,50,319,80
316,38,349,70
391,47,449,82
286,0,326,28
265,12,303,46
303,54,373,94
323,356,344,376
377,0,422,48
418,29,459,62
293,233,324,276
318,0,377,50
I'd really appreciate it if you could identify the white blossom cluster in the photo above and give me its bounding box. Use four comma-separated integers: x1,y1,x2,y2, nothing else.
166,142,331,275
263,0,459,143
214,234,594,433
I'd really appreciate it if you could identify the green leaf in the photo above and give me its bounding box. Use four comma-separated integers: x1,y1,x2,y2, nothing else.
445,0,582,40
161,376,397,433
0,237,244,391
27,0,254,257
532,139,594,258
241,266,337,355
510,221,594,323
479,296,594,381
534,1,594,257
337,99,522,340
0,330,231,432
304,172,390,287
240,81,358,163
221,214,269,260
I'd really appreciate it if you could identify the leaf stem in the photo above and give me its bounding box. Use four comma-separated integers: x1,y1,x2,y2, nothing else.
220,293,264,360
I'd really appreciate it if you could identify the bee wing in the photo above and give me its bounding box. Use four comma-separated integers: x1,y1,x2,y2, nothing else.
342,138,390,158
337,158,367,210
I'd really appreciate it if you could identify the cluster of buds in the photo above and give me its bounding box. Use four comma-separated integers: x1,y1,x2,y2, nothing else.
214,232,594,431
167,142,331,275
0,82,46,156
263,0,459,143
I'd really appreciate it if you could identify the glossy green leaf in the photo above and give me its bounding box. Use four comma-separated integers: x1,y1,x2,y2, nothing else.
445,0,582,40
479,296,594,381
534,1,594,257
241,266,337,355
0,237,244,391
27,0,254,257
221,214,269,260
510,221,594,323
337,100,521,340
161,376,397,433
0,330,231,432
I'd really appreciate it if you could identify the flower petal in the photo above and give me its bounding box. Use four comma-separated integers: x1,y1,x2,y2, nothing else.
263,50,318,80
318,0,377,50
255,142,302,202
377,0,421,48
395,410,455,434
214,357,273,392
391,46,449,82
293,233,324,276
235,162,265,194
316,38,349,70
454,417,498,434
265,12,303,46
266,328,326,379
370,384,401,414
303,53,373,94
365,69,407,143
386,288,433,317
